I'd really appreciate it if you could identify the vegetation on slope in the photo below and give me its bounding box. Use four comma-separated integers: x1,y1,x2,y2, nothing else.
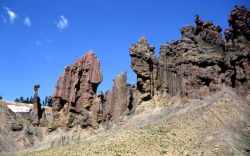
21,89,250,156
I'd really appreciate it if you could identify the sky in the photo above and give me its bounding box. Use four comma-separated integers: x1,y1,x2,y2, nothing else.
0,0,249,101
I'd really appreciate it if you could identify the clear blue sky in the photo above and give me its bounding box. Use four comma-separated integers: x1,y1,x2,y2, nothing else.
0,0,249,101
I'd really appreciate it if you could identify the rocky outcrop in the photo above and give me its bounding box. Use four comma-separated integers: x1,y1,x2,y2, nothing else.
29,84,48,126
225,6,250,41
2,5,250,155
51,51,103,128
49,6,249,131
131,5,249,99
103,90,112,122
110,72,128,122
50,52,137,130
157,18,227,98
129,37,158,103
223,5,250,96
99,72,137,123
90,91,104,128
107,72,137,122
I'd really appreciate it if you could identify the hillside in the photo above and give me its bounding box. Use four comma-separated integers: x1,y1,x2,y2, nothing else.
0,5,249,156
20,88,250,156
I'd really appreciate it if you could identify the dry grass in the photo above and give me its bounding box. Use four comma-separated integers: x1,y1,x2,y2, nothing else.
19,89,250,156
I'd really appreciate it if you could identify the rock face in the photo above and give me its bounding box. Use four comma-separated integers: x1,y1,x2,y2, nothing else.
225,6,250,41
50,6,249,130
129,37,158,103
51,52,137,130
158,18,226,98
29,84,48,126
103,90,112,122
161,8,249,98
223,6,250,96
131,5,250,100
90,91,104,128
106,72,137,123
51,51,103,128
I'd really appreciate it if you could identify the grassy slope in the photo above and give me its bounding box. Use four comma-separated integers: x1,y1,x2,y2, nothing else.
20,89,250,156
20,112,205,156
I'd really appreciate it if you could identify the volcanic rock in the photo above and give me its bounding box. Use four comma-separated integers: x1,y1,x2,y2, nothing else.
29,84,48,127
156,6,250,98
51,51,103,128
129,37,158,103
102,72,137,123
130,6,249,99
109,72,128,122
90,91,104,128
225,5,250,41
111,72,136,122
103,90,112,122
224,6,250,96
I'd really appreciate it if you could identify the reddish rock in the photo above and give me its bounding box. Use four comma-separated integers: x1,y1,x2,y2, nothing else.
129,37,158,102
90,91,104,128
53,51,102,110
103,72,137,123
225,5,250,41
51,51,103,128
224,6,250,95
110,72,128,122
48,6,249,131
103,90,112,122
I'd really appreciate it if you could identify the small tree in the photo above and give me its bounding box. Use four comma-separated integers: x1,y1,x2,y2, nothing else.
0,96,2,100
45,96,48,105
20,96,24,103
24,97,29,103
48,96,52,107
15,98,19,102
30,96,33,103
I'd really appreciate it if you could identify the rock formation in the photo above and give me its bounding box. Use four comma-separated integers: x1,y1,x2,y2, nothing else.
90,91,104,128
157,17,226,98
91,72,137,124
50,6,249,130
1,5,250,156
223,6,250,96
51,51,137,129
129,37,158,103
131,5,249,100
225,5,250,41
51,51,103,128
106,72,137,123
29,84,48,126
103,90,112,122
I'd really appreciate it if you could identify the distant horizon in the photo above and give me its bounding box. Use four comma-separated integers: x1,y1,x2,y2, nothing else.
0,0,249,101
